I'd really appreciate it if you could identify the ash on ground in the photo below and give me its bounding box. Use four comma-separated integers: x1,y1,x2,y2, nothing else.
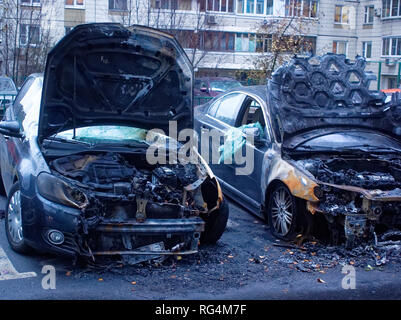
277,230,401,273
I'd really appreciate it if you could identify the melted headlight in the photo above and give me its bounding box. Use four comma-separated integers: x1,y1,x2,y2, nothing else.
37,172,88,209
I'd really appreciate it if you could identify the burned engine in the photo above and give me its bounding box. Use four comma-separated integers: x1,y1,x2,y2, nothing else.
49,152,208,220
46,152,219,257
298,157,401,190
295,156,401,247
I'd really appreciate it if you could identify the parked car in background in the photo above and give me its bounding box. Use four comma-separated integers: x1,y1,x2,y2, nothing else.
382,88,401,103
194,77,242,105
195,54,401,248
0,23,228,260
0,76,18,116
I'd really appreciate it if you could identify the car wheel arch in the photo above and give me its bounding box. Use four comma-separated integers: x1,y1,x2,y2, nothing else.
263,179,286,221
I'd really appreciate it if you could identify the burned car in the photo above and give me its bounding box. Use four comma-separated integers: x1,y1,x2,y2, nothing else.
195,53,401,247
0,23,228,260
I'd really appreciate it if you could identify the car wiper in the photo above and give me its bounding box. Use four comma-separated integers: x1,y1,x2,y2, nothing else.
93,140,149,149
43,136,94,147
339,144,401,154
293,144,401,154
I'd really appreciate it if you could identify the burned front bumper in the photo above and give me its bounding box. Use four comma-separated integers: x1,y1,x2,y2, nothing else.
90,218,205,256
307,185,401,245
21,193,205,257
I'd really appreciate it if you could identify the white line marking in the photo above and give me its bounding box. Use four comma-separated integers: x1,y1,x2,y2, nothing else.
0,246,37,281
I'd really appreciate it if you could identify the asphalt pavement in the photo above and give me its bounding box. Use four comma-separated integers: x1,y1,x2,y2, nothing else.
0,196,401,300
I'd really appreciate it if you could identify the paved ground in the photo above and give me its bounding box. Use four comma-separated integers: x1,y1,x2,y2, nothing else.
0,196,401,300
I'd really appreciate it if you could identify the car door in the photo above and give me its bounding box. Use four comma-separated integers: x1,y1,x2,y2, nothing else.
195,92,246,181
0,76,35,194
222,95,271,209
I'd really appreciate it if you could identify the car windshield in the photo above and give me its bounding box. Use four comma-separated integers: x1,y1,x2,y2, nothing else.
295,131,401,153
53,125,149,145
210,80,241,92
0,78,16,92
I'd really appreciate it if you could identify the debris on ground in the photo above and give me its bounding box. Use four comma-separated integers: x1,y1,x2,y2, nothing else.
276,229,401,272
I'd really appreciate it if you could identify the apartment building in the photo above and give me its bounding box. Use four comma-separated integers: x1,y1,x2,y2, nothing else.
0,0,400,88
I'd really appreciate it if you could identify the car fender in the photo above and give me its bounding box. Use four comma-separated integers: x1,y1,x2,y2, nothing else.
264,157,319,203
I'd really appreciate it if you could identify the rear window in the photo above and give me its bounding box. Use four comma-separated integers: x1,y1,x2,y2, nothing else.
0,78,17,92
210,80,241,92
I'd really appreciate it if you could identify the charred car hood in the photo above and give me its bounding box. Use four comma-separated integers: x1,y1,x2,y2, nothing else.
38,23,193,142
268,54,401,144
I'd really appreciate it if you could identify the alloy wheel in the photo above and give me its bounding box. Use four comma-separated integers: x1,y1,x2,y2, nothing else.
270,186,294,236
7,190,23,244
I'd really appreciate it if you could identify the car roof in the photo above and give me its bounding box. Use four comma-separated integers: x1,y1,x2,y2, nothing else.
0,76,17,92
197,77,240,81
224,85,267,100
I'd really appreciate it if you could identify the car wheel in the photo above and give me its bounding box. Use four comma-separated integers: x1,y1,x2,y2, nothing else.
5,183,32,253
200,199,229,244
267,184,300,241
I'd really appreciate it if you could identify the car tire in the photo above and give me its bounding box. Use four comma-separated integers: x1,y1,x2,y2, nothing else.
267,183,300,241
200,199,229,244
5,183,32,254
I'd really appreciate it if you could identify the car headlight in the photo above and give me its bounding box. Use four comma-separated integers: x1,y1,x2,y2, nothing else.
37,172,88,209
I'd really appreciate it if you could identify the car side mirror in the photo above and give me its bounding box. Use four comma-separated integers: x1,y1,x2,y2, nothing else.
200,87,209,93
0,120,23,138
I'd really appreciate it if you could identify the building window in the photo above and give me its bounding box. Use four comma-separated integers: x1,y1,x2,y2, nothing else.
382,0,401,17
266,0,273,14
388,77,397,89
154,0,178,9
65,0,83,6
334,5,349,24
285,0,317,18
333,41,347,55
20,24,40,46
236,0,274,15
246,0,255,13
256,35,272,52
364,6,374,24
20,0,40,5
204,0,234,12
200,32,235,52
362,41,372,58
109,0,127,10
236,33,252,52
382,37,401,56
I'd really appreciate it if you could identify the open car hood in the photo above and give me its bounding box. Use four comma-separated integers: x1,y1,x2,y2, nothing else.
267,54,401,146
38,23,193,142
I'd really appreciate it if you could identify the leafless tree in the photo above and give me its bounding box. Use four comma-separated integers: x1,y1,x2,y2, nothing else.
111,0,214,69
247,4,318,82
0,0,58,85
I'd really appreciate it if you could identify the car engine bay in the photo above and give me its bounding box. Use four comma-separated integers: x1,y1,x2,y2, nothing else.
45,151,221,258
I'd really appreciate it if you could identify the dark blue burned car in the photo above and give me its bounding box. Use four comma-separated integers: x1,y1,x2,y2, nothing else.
0,24,228,260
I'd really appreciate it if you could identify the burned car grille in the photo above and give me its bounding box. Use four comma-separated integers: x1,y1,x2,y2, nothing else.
44,151,216,256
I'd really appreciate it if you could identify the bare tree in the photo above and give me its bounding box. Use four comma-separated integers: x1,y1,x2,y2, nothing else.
111,0,214,69
246,3,318,82
0,0,58,85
